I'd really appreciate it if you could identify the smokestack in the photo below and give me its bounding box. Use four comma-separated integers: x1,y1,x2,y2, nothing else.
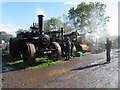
38,15,44,34
61,27,64,41
0,32,2,44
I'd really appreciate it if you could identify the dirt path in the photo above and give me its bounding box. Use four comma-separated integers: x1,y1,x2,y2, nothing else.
2,49,119,88
2,56,82,88
37,50,118,88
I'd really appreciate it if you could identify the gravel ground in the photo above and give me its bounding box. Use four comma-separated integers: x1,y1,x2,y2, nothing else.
2,49,119,88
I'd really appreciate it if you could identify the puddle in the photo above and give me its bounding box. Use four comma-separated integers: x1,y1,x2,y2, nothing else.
2,67,14,72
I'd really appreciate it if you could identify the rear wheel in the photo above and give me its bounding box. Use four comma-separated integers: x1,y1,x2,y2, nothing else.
9,38,20,61
49,42,62,60
22,42,36,65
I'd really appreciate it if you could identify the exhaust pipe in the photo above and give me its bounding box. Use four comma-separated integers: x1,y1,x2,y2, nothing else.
0,32,2,44
61,27,64,41
38,15,44,34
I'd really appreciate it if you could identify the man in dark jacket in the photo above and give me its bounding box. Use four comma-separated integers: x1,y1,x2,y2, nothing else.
65,37,72,60
71,40,75,58
105,38,112,63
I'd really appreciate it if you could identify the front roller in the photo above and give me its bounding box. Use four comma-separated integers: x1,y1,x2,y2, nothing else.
75,44,88,53
22,42,36,65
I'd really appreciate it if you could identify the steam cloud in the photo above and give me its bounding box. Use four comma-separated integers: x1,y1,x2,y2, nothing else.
36,9,46,16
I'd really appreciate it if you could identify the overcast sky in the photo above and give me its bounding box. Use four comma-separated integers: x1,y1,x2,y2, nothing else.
0,0,119,36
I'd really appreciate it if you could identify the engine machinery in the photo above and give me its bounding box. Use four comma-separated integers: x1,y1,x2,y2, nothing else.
9,15,88,65
9,15,62,65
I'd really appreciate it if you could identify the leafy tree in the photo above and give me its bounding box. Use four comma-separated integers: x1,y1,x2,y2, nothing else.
110,35,119,49
68,2,110,51
68,2,109,36
118,36,120,48
44,20,51,32
48,17,63,31
15,29,24,35
62,23,72,33
0,32,2,44
62,14,72,32
1,31,13,43
44,17,72,32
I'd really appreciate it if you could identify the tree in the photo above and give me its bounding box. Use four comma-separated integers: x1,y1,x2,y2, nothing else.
68,2,110,51
0,32,2,44
15,29,24,35
48,17,63,31
109,35,119,49
62,14,72,32
68,2,109,36
44,17,72,32
1,31,13,43
44,20,51,32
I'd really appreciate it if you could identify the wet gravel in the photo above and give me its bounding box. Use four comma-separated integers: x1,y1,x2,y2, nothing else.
2,49,119,88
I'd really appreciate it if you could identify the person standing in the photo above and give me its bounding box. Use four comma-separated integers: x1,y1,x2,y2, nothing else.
65,37,72,60
71,40,75,58
105,38,112,63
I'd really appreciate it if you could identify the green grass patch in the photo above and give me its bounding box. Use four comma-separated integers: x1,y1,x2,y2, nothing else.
13,60,23,64
26,58,61,70
10,57,61,70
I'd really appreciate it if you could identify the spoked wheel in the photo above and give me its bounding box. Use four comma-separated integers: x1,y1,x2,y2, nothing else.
49,42,62,60
22,42,36,65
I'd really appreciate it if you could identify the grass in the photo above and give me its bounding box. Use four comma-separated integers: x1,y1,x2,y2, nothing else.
10,57,61,70
27,60,61,70
27,57,61,70
13,60,23,64
2,50,62,70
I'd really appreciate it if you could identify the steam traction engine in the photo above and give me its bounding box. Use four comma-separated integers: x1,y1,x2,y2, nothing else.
45,29,88,56
45,29,78,57
9,15,62,65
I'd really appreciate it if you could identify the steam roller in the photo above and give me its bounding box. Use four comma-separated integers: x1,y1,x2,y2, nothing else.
9,15,62,65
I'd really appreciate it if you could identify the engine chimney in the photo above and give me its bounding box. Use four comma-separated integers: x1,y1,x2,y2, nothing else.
38,15,44,34
61,27,64,41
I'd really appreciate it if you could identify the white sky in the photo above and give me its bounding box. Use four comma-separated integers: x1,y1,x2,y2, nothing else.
1,0,119,36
